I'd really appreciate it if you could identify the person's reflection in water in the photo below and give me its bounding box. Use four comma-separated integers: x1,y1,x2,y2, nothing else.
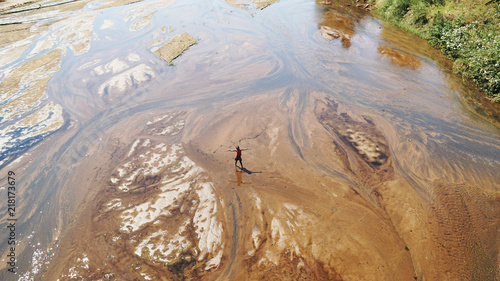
229,167,251,187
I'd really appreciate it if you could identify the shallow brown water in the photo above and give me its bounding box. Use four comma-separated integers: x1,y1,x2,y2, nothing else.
0,0,499,280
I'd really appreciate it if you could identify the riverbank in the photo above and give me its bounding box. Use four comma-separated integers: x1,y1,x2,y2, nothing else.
370,0,500,101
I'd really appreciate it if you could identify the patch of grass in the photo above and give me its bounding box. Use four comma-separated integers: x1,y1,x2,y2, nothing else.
372,0,500,100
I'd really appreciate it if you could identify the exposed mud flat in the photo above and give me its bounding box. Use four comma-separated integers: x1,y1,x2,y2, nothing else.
52,113,225,280
26,93,498,281
0,0,180,168
226,0,280,10
154,32,196,65
314,96,499,280
0,48,65,167
33,95,403,280
0,0,96,168
377,45,421,70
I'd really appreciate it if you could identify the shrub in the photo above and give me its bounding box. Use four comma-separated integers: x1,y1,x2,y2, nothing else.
403,2,430,26
430,19,500,99
379,0,412,19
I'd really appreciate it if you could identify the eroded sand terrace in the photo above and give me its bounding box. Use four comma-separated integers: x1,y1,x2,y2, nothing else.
0,0,499,280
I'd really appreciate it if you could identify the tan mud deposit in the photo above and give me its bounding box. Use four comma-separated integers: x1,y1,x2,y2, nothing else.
378,45,421,70
154,33,196,65
318,6,364,48
225,0,279,10
253,0,279,9
40,93,498,281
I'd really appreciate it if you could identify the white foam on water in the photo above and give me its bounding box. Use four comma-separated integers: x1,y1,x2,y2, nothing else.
0,50,61,126
78,59,102,71
127,139,141,157
157,120,185,136
121,198,168,232
141,272,153,280
127,52,141,62
78,253,89,270
194,182,223,262
129,179,188,227
117,168,126,177
130,13,154,31
56,252,90,279
134,220,193,264
112,142,188,192
146,114,172,125
252,225,261,249
254,194,262,211
122,0,175,24
0,37,33,67
0,102,64,158
134,229,169,256
205,249,223,270
28,11,96,57
101,19,115,29
105,198,123,211
94,57,130,75
29,40,56,59
97,64,155,96
19,233,60,281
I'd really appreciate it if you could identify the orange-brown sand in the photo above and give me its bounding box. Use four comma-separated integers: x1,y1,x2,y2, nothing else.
39,92,499,280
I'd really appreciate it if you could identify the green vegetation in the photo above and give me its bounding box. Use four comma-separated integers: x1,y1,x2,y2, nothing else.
372,0,500,100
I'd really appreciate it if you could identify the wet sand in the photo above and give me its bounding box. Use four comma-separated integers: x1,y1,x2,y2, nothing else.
0,0,499,280
32,90,496,280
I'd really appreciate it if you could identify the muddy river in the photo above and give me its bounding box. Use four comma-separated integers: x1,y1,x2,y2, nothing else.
0,0,499,280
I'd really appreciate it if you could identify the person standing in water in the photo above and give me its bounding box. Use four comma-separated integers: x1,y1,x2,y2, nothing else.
232,146,248,168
